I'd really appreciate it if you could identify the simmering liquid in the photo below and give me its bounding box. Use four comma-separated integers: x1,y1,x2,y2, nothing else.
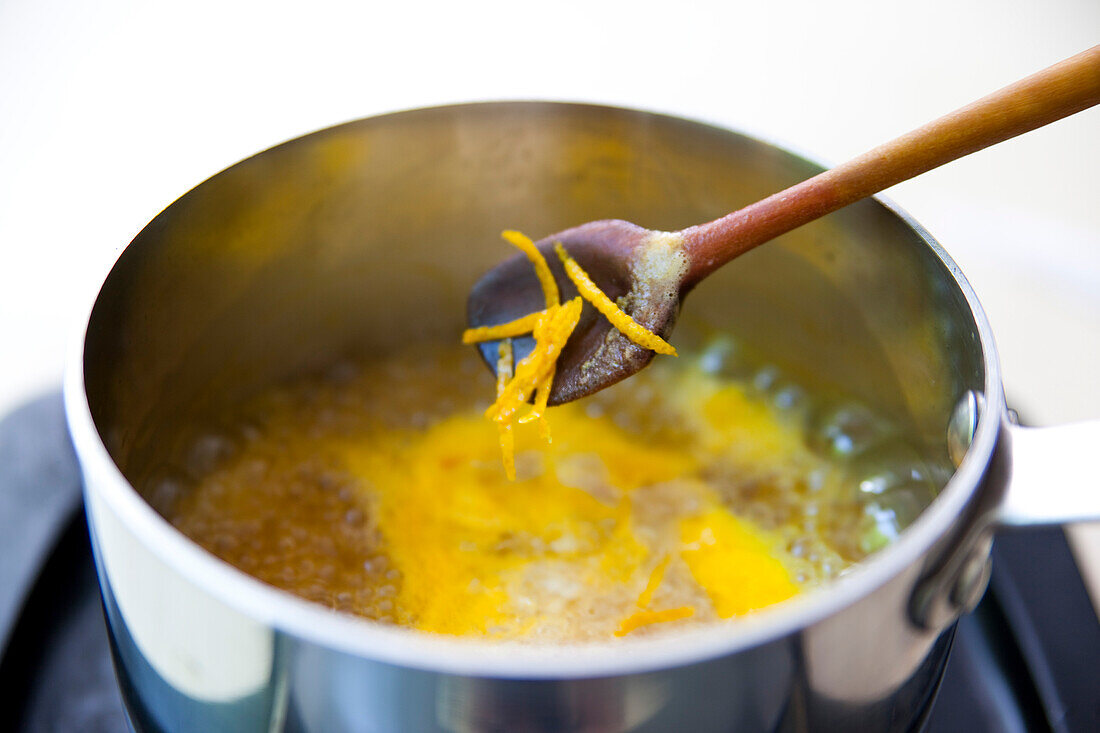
165,340,935,641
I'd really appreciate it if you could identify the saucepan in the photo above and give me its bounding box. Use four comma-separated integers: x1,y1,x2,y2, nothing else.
64,102,1100,732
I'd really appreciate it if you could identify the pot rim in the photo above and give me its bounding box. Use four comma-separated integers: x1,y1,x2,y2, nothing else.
63,101,1005,679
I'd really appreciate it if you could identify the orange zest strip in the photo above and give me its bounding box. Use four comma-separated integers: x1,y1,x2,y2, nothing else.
614,606,695,637
636,555,672,609
495,339,516,480
496,339,514,395
553,242,677,356
462,310,547,344
487,312,553,425
487,298,582,425
498,420,515,480
503,230,560,309
517,364,554,443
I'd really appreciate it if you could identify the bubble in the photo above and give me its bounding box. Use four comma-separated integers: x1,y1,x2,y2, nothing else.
788,538,811,558
146,475,184,515
241,458,268,481
514,451,545,481
185,432,237,476
810,404,892,459
879,488,928,530
325,360,359,385
858,474,892,496
859,502,903,554
772,384,807,412
213,534,238,553
698,340,732,374
697,335,750,378
585,402,606,419
362,553,389,577
612,410,641,433
851,446,937,531
751,366,781,394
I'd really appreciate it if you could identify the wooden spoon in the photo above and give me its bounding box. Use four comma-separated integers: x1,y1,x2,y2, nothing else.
467,46,1100,405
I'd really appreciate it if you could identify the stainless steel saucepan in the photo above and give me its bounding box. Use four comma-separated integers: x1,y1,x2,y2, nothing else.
64,102,1100,732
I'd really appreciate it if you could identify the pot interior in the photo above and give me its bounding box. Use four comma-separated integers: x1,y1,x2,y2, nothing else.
83,102,983,542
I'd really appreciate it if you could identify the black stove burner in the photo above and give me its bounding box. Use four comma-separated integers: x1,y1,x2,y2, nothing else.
1,393,1097,732
1,513,127,731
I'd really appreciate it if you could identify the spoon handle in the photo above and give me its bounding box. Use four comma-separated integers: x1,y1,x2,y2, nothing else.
680,45,1100,284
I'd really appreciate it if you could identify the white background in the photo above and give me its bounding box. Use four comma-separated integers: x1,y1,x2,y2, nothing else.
2,1,1098,590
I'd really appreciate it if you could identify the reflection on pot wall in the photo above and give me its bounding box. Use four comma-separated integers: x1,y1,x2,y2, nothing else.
86,487,285,731
287,643,795,732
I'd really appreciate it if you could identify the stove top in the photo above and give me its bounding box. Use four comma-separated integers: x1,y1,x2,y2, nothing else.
1,393,1097,732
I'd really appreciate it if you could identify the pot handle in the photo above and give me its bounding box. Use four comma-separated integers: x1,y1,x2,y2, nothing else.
997,419,1100,527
